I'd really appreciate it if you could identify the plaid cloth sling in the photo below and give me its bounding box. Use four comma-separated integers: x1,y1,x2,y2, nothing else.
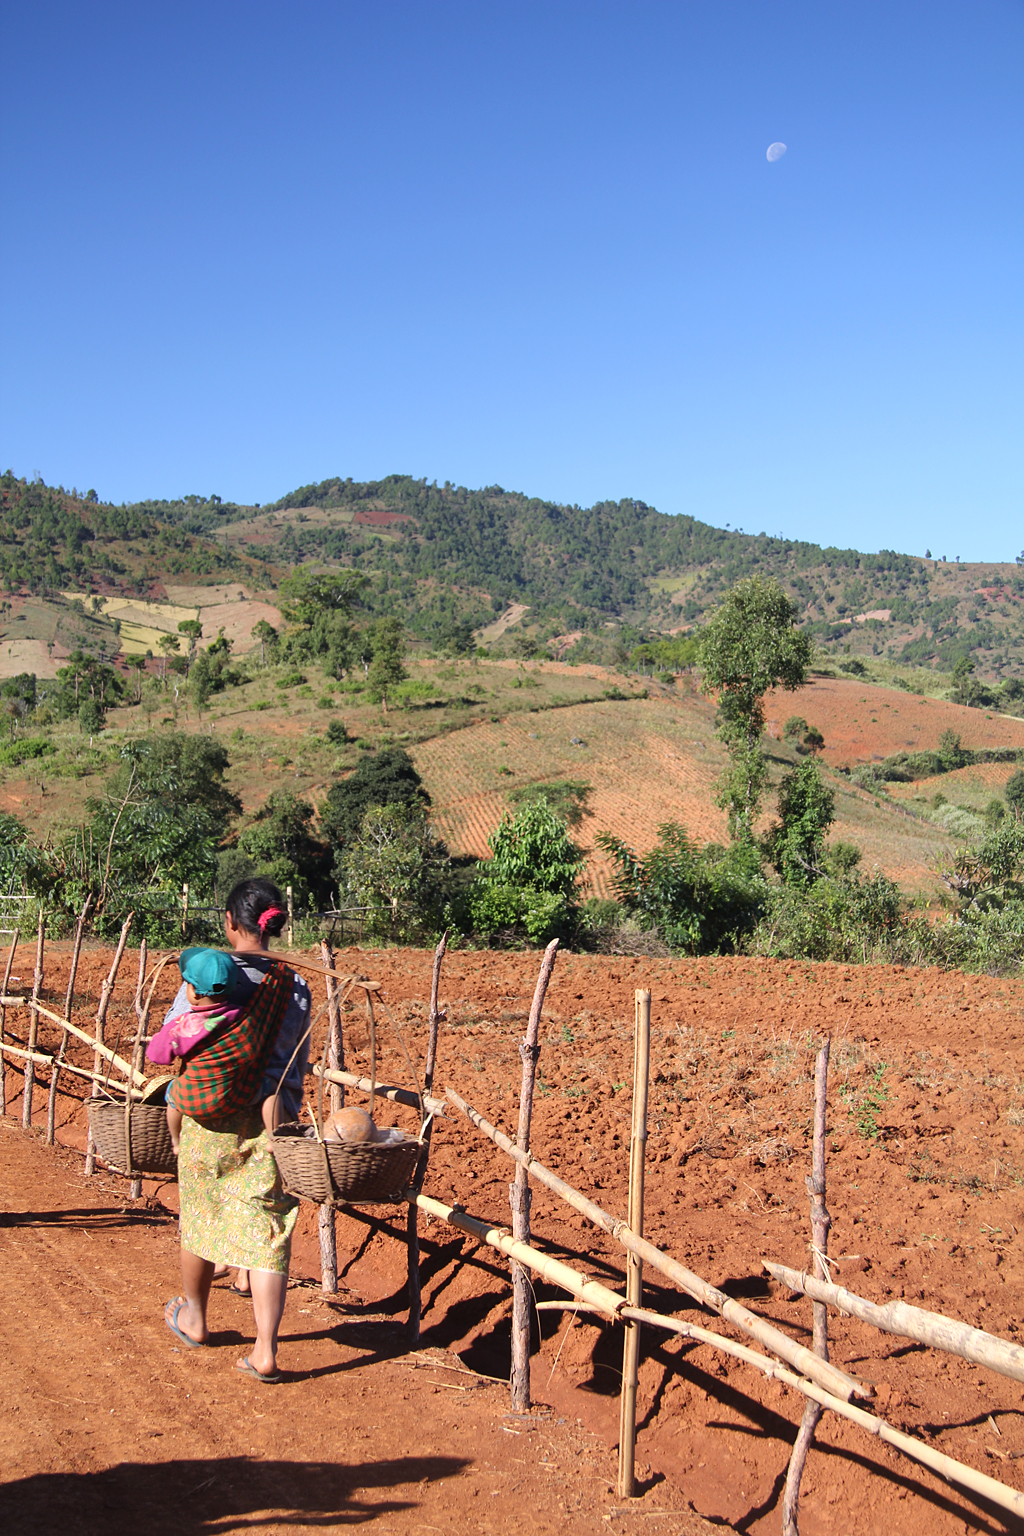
166,960,293,1123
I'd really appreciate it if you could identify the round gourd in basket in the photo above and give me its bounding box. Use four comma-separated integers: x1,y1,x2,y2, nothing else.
87,1078,178,1177
270,1119,422,1204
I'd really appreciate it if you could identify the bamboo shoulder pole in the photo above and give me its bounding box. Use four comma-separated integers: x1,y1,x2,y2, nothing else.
84,915,134,1175
407,930,447,1343
531,1300,1024,1522
0,928,17,1115
318,940,342,1296
764,1261,1024,1385
510,937,560,1412
313,1063,446,1117
618,988,651,1500
47,896,92,1145
21,910,45,1129
445,1086,868,1404
782,1038,831,1536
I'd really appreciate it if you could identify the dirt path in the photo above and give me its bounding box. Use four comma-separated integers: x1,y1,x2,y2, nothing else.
0,1124,719,1536
3,945,1024,1532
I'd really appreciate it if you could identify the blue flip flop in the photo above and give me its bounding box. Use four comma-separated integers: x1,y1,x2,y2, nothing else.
236,1355,282,1385
165,1297,205,1349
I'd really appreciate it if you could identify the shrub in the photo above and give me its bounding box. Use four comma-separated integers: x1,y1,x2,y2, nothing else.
469,882,573,946
597,823,765,954
0,737,54,768
484,801,585,898
751,871,923,964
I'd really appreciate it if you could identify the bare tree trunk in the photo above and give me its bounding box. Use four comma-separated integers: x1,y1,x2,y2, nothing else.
782,1039,831,1536
510,938,559,1411
407,930,447,1342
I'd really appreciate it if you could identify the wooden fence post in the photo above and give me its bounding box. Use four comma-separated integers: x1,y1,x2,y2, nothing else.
618,988,651,1499
286,885,294,947
181,882,189,938
0,928,18,1116
317,939,343,1295
128,938,148,1200
407,930,447,1342
21,910,45,1129
47,895,92,1145
782,1038,831,1536
84,914,134,1176
510,938,560,1412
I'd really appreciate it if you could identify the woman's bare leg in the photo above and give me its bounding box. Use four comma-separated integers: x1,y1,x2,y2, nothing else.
167,1250,215,1344
244,1269,288,1376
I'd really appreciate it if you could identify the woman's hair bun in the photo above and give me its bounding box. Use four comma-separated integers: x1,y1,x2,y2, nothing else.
226,877,287,939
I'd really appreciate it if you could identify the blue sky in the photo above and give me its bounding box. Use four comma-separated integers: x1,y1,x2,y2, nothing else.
1,2,1021,561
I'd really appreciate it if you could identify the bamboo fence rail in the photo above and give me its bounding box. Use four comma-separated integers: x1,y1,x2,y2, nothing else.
764,1260,1024,1385
445,1085,868,1404
531,1300,1024,1521
313,1064,446,1118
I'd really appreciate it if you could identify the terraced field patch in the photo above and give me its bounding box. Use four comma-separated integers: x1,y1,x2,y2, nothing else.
412,695,952,895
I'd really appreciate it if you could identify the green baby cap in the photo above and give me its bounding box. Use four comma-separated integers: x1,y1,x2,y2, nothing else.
179,947,237,997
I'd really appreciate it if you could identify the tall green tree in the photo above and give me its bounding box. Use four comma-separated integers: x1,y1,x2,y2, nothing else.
341,802,450,942
763,759,837,887
320,747,429,865
177,618,204,674
365,617,408,711
698,575,812,838
236,791,332,907
278,567,365,678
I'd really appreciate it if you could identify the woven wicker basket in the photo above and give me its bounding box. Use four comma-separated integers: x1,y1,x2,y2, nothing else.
270,1122,421,1204
88,1090,178,1177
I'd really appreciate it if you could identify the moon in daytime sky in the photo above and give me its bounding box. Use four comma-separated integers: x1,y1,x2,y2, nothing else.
766,142,787,162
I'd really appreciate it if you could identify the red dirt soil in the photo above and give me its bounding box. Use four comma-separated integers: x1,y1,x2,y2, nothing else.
3,942,1024,1535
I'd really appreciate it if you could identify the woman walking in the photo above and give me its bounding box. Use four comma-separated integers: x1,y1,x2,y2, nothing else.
161,878,311,1383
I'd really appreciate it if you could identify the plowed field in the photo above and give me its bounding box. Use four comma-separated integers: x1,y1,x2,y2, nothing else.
766,677,1024,769
2,941,1023,1534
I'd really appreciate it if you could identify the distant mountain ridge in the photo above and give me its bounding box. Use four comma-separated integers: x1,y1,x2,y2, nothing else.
4,470,1022,677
